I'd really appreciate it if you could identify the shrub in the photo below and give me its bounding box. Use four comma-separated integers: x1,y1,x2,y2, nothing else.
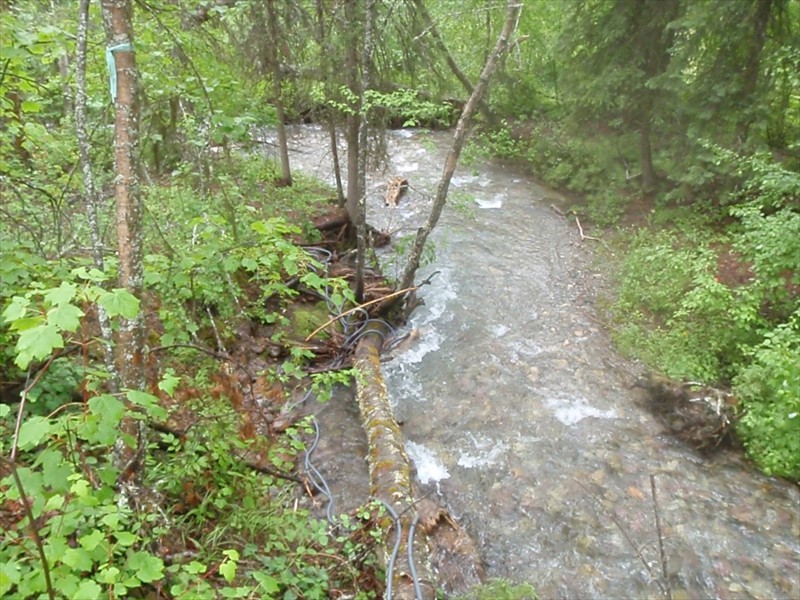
734,313,800,480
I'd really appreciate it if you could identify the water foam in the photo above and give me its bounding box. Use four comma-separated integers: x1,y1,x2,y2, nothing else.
544,395,617,426
457,433,509,468
475,194,504,209
405,440,450,484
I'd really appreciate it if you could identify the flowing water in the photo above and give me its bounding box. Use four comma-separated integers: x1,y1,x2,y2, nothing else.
269,125,800,599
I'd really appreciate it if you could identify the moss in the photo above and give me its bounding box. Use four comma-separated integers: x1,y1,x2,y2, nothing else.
283,301,331,340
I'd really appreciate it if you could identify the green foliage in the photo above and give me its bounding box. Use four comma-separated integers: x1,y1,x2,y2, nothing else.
365,88,454,128
468,120,524,159
313,85,454,128
311,368,357,403
2,272,137,369
142,174,350,350
1,384,377,599
1,289,377,599
467,118,634,227
611,229,744,381
0,387,169,599
734,313,800,480
448,190,477,220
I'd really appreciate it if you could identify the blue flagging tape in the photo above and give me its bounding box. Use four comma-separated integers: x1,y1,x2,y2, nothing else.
106,42,133,102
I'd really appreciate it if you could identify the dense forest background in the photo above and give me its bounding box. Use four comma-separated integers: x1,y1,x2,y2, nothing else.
1,0,798,598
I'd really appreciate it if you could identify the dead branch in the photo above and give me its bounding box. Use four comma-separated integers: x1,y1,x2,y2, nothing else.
575,215,601,242
575,478,668,598
650,474,672,600
398,1,522,292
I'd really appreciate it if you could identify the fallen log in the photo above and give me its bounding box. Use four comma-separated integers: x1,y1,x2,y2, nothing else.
385,177,409,207
354,325,436,599
313,207,350,232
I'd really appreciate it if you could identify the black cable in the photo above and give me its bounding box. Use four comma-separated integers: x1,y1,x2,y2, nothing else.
303,415,336,523
374,498,403,600
408,511,423,599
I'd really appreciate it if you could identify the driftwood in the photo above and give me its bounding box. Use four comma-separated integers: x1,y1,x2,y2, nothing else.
312,209,390,249
385,177,409,207
574,215,601,242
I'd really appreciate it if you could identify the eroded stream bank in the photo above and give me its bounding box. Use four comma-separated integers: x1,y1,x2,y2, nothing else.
271,125,800,599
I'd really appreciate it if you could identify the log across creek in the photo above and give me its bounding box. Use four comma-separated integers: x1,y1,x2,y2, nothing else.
354,324,485,598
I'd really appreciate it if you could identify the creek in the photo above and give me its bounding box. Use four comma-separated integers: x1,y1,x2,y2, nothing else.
269,125,799,599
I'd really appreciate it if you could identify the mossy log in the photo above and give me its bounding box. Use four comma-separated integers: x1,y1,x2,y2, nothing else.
354,326,436,599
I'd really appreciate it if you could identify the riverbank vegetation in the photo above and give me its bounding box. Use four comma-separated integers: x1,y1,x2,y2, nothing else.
0,0,797,598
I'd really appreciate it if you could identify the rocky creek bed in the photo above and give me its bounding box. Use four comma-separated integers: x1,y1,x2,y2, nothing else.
271,125,800,599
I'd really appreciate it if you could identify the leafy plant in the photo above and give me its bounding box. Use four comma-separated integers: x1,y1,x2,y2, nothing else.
1,280,379,599
734,313,800,480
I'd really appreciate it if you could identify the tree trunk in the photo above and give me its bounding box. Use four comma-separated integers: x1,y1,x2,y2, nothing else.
354,327,436,600
737,0,772,141
635,0,678,195
354,0,376,302
8,91,31,164
102,0,146,485
343,0,362,224
639,118,656,193
328,121,346,206
400,1,521,291
312,1,345,207
76,0,118,391
266,0,292,185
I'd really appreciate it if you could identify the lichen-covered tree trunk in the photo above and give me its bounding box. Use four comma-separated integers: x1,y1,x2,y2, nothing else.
76,0,117,390
102,0,146,485
354,328,436,599
265,0,292,186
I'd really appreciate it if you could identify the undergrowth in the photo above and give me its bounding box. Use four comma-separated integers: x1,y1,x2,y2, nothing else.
0,154,384,599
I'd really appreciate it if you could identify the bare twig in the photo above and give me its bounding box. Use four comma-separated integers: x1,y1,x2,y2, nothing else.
650,474,672,600
238,454,305,484
206,306,228,355
575,215,601,242
6,356,61,600
0,456,55,599
575,478,668,598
